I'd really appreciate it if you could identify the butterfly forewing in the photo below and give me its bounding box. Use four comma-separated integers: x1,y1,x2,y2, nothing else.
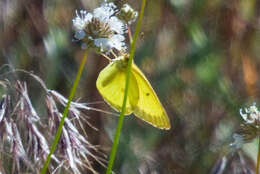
96,60,139,115
131,64,171,130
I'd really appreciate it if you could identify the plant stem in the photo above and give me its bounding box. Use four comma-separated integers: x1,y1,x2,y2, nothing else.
105,0,147,173
128,26,133,43
257,137,260,174
41,51,88,174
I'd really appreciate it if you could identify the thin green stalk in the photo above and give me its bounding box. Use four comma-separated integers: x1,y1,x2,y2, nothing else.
41,51,88,174
257,137,260,174
105,0,147,173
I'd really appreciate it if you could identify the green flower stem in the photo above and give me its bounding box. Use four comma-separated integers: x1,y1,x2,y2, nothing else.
41,51,88,174
105,0,147,174
257,137,260,174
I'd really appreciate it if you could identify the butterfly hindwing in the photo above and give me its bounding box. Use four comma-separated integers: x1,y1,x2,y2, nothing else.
131,64,171,129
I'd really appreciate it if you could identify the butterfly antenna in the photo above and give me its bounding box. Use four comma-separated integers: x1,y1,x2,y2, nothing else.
110,50,118,59
100,53,112,62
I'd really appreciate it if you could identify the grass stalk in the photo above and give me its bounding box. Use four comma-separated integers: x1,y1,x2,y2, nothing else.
40,51,88,174
105,0,147,173
257,137,260,174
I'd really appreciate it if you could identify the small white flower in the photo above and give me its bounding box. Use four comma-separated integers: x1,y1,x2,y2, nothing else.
72,10,93,31
122,4,138,23
108,16,126,34
117,4,138,24
239,103,260,124
93,3,126,35
72,10,93,40
248,104,258,113
93,2,117,21
109,34,126,50
94,34,126,52
122,4,132,11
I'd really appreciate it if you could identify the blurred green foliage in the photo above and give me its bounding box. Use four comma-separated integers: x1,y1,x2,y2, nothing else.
1,0,260,173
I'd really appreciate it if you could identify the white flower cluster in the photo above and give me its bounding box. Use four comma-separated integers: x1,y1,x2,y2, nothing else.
230,103,260,150
239,103,260,124
72,2,127,53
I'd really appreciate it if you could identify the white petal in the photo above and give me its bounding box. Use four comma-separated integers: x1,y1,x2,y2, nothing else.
108,34,126,50
94,38,109,52
108,16,126,34
72,10,93,31
239,109,248,121
93,2,116,21
94,34,126,53
249,105,258,113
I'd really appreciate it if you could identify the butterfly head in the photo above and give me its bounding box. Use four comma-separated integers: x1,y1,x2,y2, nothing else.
113,53,131,70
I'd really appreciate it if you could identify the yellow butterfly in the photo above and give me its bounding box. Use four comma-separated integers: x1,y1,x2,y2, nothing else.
96,55,171,130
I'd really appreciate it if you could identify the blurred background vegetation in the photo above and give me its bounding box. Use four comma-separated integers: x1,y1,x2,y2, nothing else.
1,0,260,173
